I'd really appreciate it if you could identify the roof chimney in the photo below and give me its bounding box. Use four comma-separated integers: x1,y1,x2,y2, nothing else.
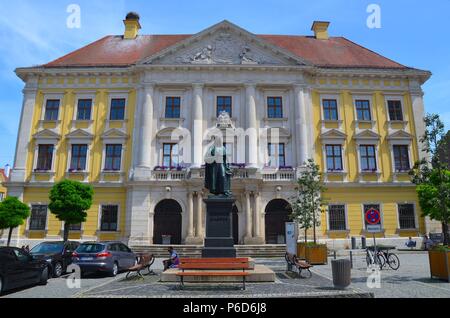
123,12,141,39
311,21,330,40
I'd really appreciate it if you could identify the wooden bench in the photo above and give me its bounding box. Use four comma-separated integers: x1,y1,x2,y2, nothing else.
126,253,155,279
176,258,250,290
285,253,313,279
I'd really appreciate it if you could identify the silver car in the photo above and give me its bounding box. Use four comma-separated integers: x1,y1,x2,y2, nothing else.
72,241,137,277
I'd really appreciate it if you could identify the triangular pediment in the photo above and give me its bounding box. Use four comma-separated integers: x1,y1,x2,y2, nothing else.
320,129,347,140
354,130,381,140
387,130,413,140
140,20,309,66
33,129,61,140
101,128,128,139
66,129,94,139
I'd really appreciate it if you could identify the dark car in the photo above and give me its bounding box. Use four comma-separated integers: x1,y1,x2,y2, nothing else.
0,247,48,294
30,241,79,278
72,241,137,277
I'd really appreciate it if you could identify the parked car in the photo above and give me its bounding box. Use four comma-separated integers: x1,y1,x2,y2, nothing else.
0,247,48,294
30,241,79,278
72,241,137,277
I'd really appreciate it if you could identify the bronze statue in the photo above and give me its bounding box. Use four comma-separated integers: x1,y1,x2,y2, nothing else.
204,136,232,197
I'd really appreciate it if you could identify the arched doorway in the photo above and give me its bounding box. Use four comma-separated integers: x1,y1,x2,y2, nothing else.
153,199,182,245
265,199,292,244
232,205,239,245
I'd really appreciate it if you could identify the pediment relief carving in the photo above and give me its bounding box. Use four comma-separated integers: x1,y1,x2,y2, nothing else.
387,130,413,140
33,129,61,140
354,129,381,140
143,21,305,66
320,129,347,140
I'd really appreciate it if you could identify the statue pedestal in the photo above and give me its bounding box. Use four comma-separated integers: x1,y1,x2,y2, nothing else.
202,196,237,258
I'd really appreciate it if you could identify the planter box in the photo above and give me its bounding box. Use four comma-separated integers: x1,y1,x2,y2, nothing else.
305,245,328,265
428,249,450,282
297,242,307,259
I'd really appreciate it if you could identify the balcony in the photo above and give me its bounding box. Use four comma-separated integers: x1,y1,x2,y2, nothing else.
262,169,296,182
151,170,188,181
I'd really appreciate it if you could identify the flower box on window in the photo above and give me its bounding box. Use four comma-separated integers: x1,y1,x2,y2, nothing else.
34,168,50,172
230,163,246,169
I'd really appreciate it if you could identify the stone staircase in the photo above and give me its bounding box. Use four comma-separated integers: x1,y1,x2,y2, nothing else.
131,245,286,258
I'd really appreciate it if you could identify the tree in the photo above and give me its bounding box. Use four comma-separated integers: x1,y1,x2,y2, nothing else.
0,197,30,246
410,114,450,245
290,159,327,244
49,180,93,242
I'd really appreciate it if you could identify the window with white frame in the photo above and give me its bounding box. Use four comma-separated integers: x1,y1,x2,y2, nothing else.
323,99,338,120
76,99,92,120
104,144,122,171
398,204,416,229
165,97,181,119
109,98,126,120
70,144,88,171
393,145,410,172
388,100,404,121
360,145,377,171
162,143,179,168
29,205,48,231
328,205,346,231
267,97,283,119
36,145,54,171
100,205,118,232
44,99,60,121
355,100,372,121
325,145,343,171
217,96,232,117
268,143,286,167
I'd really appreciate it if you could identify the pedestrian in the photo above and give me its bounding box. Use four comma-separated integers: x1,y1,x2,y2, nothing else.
423,235,434,250
163,246,180,271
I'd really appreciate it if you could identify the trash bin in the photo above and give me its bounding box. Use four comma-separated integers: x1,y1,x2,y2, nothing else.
331,259,352,289
162,235,171,245
351,237,357,250
361,236,367,249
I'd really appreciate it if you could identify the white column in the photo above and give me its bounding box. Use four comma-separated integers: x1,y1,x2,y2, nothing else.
137,84,154,169
245,84,258,168
127,186,151,246
196,192,204,238
410,85,428,162
254,192,261,238
192,84,204,168
294,84,309,166
186,192,194,238
245,191,252,240
10,78,38,183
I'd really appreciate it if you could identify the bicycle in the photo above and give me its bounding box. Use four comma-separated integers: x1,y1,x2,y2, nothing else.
366,246,400,271
365,247,384,270
377,249,400,270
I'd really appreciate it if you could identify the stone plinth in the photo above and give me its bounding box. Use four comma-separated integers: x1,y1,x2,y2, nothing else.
202,196,237,258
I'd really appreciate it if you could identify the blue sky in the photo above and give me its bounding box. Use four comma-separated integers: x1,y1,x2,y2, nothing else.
0,0,449,167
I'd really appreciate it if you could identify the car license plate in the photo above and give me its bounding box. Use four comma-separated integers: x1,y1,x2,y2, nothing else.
82,257,94,261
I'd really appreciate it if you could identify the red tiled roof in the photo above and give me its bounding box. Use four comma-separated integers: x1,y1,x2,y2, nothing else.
43,34,407,69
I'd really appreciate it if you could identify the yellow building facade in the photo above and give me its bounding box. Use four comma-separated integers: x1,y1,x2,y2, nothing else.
3,15,439,248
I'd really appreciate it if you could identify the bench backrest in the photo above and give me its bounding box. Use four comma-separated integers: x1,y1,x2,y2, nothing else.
138,254,154,266
179,258,249,270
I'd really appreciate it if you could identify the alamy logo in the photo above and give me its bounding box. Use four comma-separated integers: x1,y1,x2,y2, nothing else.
366,265,382,289
367,4,382,29
67,4,81,29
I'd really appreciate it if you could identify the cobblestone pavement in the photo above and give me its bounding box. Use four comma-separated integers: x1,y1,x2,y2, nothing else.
75,258,371,298
310,252,450,298
2,253,448,298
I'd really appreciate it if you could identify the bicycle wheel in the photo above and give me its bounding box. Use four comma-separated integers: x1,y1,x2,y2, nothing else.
387,253,400,270
376,253,386,269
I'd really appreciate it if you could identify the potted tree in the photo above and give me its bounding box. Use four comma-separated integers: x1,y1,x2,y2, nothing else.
290,159,328,265
0,197,30,246
49,180,93,242
410,114,450,281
